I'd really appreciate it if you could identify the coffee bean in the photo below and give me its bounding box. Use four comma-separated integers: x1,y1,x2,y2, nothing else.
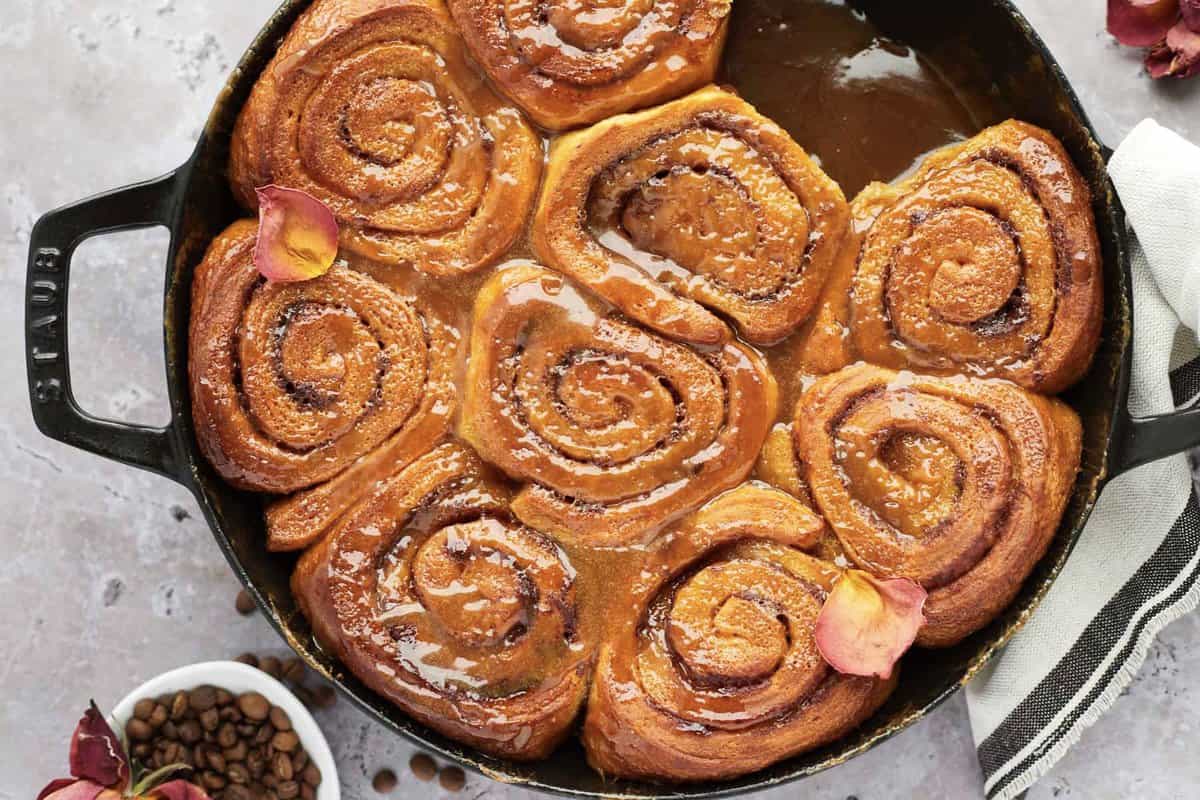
438,766,466,792
126,718,153,742
223,740,247,763
269,707,292,732
208,750,227,773
291,750,308,772
236,722,257,737
300,763,321,787
132,743,152,759
300,784,314,800
201,771,227,791
276,780,300,800
215,688,234,706
133,698,156,721
281,658,305,684
178,720,202,745
162,720,179,740
219,706,242,722
192,743,208,769
235,589,256,615
148,703,169,729
263,791,279,800
226,763,250,786
170,691,189,721
253,724,275,746
214,721,236,749
272,752,294,781
310,686,336,709
259,656,282,678
190,686,219,712
263,773,278,789
237,692,270,721
292,686,315,708
271,731,299,753
200,708,220,732
222,785,252,800
246,749,266,779
233,653,259,669
409,753,437,782
372,768,397,793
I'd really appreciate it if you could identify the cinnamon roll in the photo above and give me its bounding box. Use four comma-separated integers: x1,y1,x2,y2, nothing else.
583,484,896,782
228,0,542,275
845,120,1102,393
292,442,591,759
188,222,457,536
533,85,850,346
445,0,731,130
794,363,1082,646
461,263,777,546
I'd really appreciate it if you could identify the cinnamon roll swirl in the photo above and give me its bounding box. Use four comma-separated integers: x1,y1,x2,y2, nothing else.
445,0,732,130
583,484,895,781
533,85,850,346
188,222,457,532
794,363,1082,646
228,0,542,275
292,443,591,759
845,120,1102,393
461,263,777,546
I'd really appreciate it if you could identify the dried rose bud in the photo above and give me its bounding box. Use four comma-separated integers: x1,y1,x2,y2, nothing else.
1146,18,1200,77
814,569,927,680
1107,0,1181,46
253,185,339,282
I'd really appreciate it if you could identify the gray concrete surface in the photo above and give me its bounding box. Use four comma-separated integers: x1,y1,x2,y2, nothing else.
1,2,1197,799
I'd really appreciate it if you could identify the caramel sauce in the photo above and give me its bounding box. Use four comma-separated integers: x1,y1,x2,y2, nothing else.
329,0,1002,695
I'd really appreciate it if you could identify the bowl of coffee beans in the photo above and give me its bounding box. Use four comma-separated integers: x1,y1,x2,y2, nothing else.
110,661,339,800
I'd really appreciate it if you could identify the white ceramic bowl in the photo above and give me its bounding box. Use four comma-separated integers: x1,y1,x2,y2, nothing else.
110,661,340,800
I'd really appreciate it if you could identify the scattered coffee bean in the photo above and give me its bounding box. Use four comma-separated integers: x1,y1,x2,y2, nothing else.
234,653,259,668
281,658,305,684
372,768,397,793
438,765,466,792
258,656,282,678
310,686,336,709
409,754,437,782
235,589,256,615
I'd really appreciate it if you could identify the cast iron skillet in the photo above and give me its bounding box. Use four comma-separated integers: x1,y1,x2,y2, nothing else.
23,0,1200,796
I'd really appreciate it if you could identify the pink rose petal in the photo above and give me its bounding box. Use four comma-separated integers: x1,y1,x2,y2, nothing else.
69,702,129,790
1182,0,1200,33
1108,0,1181,46
146,780,211,800
253,185,339,282
38,780,108,800
814,569,927,680
1146,18,1200,77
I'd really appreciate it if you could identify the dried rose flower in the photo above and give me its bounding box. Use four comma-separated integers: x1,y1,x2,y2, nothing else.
814,570,927,680
1108,0,1200,78
37,702,209,800
1146,17,1200,77
253,185,339,282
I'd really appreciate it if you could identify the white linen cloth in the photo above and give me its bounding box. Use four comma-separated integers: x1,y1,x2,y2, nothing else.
965,119,1200,799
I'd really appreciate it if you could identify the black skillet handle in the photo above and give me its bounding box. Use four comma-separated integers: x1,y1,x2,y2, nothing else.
25,171,186,482
1111,396,1200,476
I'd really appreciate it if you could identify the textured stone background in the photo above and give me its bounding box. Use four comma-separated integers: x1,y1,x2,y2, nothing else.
1,2,1197,799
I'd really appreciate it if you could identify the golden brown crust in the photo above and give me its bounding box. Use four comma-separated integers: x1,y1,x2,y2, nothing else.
228,0,541,275
461,263,777,546
843,120,1103,394
532,85,849,346
291,443,593,759
187,221,457,525
582,484,895,782
446,0,731,130
794,363,1082,646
